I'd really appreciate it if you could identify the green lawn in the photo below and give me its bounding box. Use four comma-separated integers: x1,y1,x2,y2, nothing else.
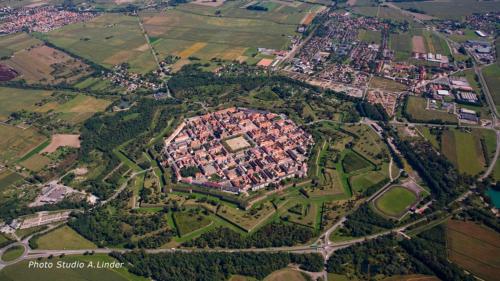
32,226,97,250
342,151,372,173
1,245,24,262
374,186,417,218
482,64,500,111
0,254,148,281
358,29,381,45
172,209,212,236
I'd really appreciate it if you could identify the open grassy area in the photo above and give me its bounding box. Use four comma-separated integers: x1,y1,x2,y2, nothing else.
342,124,389,165
405,96,457,124
447,220,500,281
342,151,372,173
172,209,213,236
358,29,381,45
33,225,97,250
41,14,156,74
281,201,319,229
263,268,309,281
441,129,487,176
0,124,47,164
395,0,500,20
55,94,111,123
20,153,52,172
390,32,412,61
1,245,24,262
482,64,500,112
217,201,275,232
0,254,148,281
0,170,24,190
349,170,388,194
374,186,417,218
0,32,41,58
369,76,407,92
0,87,53,121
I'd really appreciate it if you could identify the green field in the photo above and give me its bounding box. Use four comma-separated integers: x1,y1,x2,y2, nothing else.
395,0,500,20
342,151,372,173
374,186,417,218
390,32,412,61
263,268,309,281
405,96,457,124
0,170,24,191
0,32,41,58
0,87,53,121
441,129,489,176
358,29,382,45
32,226,97,250
1,245,24,262
41,14,156,74
217,201,275,232
349,170,388,194
0,124,47,163
54,94,111,124
173,209,213,236
482,64,500,112
352,6,414,22
0,254,148,281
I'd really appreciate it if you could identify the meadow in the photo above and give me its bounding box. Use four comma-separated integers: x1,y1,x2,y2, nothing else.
217,201,276,232
482,64,500,112
0,124,47,164
0,254,148,281
0,32,41,59
0,87,53,121
0,170,24,190
447,220,500,281
5,45,92,85
1,245,24,262
32,225,97,250
54,94,111,124
173,209,213,236
374,186,417,218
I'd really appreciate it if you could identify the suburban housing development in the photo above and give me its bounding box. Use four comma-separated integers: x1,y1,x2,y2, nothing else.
164,107,313,193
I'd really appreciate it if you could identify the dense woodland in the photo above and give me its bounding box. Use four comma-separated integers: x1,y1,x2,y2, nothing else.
339,203,395,236
183,223,314,248
110,251,324,281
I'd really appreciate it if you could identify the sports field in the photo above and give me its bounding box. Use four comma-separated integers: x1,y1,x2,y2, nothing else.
0,254,148,281
0,87,53,121
395,0,500,20
0,124,47,163
42,14,157,74
447,220,500,281
32,226,97,250
374,186,417,218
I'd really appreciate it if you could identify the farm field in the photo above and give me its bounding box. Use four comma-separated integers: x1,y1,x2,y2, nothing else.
0,124,47,164
422,30,451,56
54,94,111,123
140,1,309,63
0,32,41,59
368,76,407,92
351,6,413,22
0,254,148,281
395,0,500,20
405,96,458,124
447,220,500,281
0,87,53,121
20,154,51,172
390,32,412,61
41,14,157,74
4,45,92,85
440,128,492,176
374,186,417,218
32,226,97,250
482,64,500,112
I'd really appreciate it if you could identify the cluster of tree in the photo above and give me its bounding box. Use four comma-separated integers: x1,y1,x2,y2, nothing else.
394,139,469,206
326,235,430,279
341,204,395,236
0,197,88,223
110,251,323,281
355,102,389,121
136,230,175,249
68,191,172,247
246,4,268,11
401,225,475,281
183,222,314,248
179,166,201,178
